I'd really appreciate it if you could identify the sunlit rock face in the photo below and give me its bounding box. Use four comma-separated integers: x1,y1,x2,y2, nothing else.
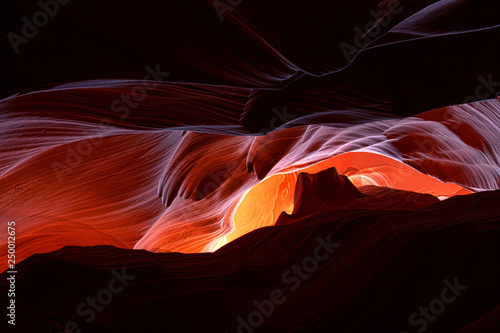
1,0,499,332
0,97,496,264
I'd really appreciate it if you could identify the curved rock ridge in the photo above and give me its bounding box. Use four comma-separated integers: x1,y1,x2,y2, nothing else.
1,1,500,331
2,0,500,117
1,189,498,332
1,98,499,270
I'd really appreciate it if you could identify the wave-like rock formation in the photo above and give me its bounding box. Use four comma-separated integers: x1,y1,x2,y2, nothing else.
1,0,499,332
0,99,496,263
1,183,499,332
